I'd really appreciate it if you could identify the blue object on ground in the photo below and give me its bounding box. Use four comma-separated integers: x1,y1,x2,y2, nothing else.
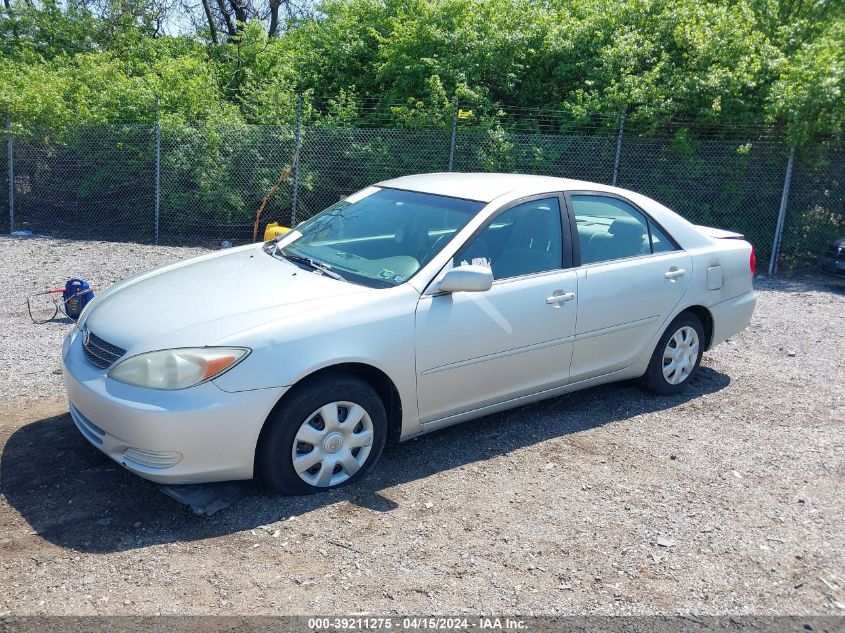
63,278,93,320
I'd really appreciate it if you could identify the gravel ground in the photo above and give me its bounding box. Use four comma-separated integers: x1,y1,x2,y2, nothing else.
0,235,843,616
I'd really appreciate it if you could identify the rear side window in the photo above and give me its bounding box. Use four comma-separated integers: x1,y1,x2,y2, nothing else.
571,195,678,265
649,223,678,253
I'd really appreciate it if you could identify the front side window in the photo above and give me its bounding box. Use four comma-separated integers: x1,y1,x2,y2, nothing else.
572,195,673,265
273,187,483,288
456,197,563,280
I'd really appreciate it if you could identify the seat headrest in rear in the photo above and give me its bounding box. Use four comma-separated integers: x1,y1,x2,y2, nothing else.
608,217,645,241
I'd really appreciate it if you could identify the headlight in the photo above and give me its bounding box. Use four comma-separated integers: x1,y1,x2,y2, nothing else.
108,347,250,390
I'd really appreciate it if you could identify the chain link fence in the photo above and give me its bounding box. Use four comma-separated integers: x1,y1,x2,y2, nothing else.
779,142,845,271
2,106,843,274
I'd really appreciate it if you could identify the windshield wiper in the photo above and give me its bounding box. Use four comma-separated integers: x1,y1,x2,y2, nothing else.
277,249,347,282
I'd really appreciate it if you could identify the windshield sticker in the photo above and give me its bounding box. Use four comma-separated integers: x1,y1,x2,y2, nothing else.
393,274,407,283
379,269,396,280
344,186,381,204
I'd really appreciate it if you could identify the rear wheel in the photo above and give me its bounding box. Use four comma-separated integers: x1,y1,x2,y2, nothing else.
642,313,705,395
257,374,387,495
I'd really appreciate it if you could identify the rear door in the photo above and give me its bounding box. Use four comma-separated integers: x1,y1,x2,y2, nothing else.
567,193,692,381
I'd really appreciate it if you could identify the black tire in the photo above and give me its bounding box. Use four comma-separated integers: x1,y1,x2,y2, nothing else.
256,374,387,495
642,312,705,396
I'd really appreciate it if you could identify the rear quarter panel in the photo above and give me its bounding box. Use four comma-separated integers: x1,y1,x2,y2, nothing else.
686,238,754,307
668,236,755,355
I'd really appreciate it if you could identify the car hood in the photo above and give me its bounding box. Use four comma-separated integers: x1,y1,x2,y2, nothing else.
82,244,369,353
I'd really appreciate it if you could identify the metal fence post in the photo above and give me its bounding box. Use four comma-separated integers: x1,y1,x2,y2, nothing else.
612,106,627,187
290,93,303,226
154,95,161,245
6,119,13,234
768,146,795,276
448,98,459,172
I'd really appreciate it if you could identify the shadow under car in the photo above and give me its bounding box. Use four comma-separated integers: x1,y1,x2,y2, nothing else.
0,367,729,554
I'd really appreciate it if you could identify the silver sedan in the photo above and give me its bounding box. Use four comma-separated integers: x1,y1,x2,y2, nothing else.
63,173,756,493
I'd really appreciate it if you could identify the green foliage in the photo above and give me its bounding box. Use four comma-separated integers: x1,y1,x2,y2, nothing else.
1,0,842,139
0,0,97,60
769,18,845,145
0,20,241,132
556,0,782,129
1,0,841,266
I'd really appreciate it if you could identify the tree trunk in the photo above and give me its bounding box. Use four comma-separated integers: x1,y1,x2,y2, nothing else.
216,0,236,37
227,0,247,31
267,0,281,37
200,0,219,43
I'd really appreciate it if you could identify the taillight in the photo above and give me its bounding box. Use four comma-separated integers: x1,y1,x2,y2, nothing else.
749,246,756,277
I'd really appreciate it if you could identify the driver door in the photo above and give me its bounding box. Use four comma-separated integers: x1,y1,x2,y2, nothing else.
414,195,578,424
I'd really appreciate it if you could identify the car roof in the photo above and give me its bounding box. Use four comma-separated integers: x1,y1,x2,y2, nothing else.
376,172,622,203
375,171,716,251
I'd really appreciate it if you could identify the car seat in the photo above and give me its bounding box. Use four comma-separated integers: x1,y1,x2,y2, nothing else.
585,217,647,263
493,206,559,278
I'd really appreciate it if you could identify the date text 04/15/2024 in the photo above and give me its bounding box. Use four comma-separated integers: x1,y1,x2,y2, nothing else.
307,617,527,630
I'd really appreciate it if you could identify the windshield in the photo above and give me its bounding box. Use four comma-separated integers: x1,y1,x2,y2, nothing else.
272,187,484,288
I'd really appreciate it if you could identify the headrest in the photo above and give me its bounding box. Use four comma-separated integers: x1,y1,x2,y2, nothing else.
608,217,645,241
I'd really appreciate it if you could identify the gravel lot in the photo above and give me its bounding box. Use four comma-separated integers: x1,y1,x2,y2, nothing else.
0,235,843,616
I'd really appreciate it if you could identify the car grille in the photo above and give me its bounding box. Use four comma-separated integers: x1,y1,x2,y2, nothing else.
82,330,126,369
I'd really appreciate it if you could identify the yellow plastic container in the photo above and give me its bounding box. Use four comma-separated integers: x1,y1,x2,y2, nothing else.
263,222,292,241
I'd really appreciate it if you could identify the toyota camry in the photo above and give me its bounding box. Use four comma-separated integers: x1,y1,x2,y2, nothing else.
62,173,756,494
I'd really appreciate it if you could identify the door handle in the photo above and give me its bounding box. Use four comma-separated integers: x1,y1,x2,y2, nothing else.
664,268,686,280
546,291,575,306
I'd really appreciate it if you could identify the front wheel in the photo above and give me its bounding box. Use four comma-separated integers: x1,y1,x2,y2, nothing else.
642,313,705,395
256,375,387,495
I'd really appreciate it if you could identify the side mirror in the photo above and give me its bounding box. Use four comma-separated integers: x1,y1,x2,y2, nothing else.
436,265,494,293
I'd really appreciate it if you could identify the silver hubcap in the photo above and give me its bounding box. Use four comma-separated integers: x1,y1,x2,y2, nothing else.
662,326,700,385
291,401,374,488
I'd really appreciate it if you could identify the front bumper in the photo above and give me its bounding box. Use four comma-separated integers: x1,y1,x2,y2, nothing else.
62,328,286,484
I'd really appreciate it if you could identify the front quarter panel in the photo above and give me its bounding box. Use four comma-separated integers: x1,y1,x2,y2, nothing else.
211,283,420,429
